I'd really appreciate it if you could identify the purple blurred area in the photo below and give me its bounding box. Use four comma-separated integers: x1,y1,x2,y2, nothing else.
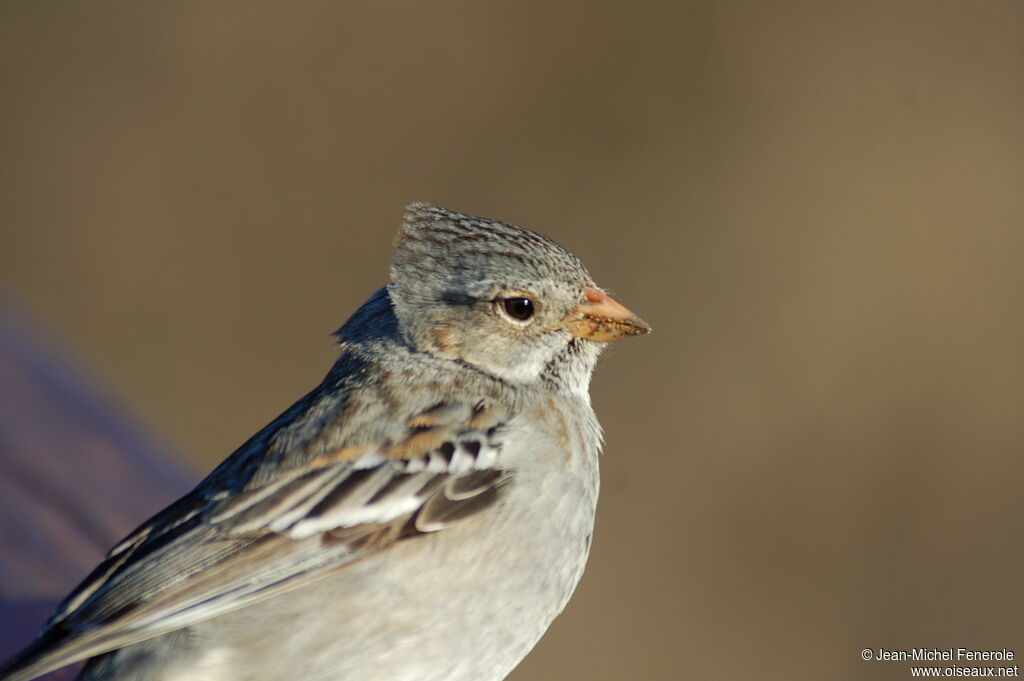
0,604,80,681
0,303,193,679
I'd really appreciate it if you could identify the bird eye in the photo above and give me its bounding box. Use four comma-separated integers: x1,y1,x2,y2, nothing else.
501,297,535,322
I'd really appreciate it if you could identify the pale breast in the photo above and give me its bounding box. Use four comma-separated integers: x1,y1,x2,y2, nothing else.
190,407,601,681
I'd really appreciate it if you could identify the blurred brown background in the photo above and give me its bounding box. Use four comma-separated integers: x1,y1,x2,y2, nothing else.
2,2,1022,679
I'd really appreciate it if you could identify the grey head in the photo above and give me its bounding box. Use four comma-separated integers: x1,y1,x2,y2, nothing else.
386,203,649,394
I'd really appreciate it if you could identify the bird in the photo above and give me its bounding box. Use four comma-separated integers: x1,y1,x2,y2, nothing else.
0,203,650,681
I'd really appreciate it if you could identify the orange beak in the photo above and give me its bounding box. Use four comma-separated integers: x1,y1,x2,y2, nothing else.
564,286,651,342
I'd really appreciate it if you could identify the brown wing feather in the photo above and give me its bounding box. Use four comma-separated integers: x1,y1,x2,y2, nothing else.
0,393,512,681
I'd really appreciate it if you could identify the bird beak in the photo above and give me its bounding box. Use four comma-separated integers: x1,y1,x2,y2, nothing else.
564,286,652,342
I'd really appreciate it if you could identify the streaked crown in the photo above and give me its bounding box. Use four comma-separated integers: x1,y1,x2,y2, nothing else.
391,203,592,305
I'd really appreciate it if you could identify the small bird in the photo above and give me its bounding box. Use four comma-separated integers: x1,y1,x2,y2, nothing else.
0,203,650,681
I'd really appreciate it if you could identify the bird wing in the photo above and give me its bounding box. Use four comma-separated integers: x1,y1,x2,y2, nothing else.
0,392,512,681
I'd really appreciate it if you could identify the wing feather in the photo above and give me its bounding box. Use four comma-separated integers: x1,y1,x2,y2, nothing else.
0,393,512,681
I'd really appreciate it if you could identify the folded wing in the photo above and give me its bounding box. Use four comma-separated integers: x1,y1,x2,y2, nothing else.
0,395,512,681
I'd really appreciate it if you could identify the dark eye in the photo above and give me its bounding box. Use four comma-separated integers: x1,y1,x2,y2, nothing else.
502,297,535,321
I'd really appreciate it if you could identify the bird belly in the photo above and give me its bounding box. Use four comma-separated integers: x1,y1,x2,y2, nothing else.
82,414,600,681
212,474,595,680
